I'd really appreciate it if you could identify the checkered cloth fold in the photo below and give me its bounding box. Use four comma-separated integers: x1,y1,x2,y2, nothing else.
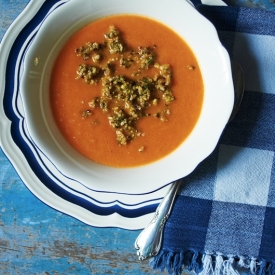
151,2,275,275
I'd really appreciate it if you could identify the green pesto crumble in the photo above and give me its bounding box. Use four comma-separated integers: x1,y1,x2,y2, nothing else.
75,25,176,146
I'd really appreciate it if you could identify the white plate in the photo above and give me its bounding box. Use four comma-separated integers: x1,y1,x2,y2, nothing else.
0,0,233,229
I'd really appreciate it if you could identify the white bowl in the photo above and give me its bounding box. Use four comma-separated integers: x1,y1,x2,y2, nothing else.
21,0,234,194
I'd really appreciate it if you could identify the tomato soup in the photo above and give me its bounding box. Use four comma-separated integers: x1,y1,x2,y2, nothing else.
50,14,204,167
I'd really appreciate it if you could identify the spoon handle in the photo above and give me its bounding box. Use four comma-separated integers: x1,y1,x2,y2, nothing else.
135,180,181,260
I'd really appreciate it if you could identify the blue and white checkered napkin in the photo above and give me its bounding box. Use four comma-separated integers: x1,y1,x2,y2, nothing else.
151,2,275,275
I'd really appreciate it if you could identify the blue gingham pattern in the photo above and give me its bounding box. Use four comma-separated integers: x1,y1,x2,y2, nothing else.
151,3,275,274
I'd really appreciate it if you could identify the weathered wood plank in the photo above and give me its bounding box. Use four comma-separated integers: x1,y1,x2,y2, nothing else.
1,149,169,274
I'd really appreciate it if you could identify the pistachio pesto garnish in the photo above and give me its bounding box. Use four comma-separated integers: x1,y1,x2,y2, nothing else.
75,26,176,145
76,42,103,60
104,25,124,54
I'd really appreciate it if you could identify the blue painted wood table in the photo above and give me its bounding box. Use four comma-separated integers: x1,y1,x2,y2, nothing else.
1,1,274,275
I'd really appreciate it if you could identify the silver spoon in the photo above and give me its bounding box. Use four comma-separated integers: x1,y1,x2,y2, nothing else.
135,61,244,260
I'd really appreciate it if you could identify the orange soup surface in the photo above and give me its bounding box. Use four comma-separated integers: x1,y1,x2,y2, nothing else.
50,14,204,167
